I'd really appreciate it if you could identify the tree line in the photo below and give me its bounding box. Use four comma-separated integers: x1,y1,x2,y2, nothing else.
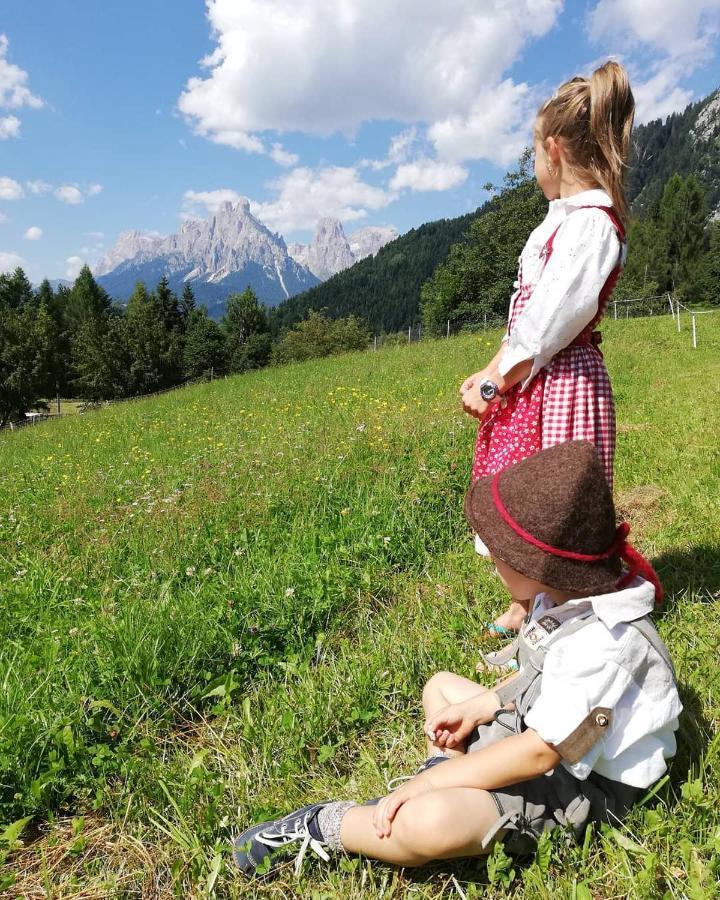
421,153,720,334
0,269,369,426
3,154,718,426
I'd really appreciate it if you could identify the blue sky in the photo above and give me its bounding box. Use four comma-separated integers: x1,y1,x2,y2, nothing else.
1,0,719,282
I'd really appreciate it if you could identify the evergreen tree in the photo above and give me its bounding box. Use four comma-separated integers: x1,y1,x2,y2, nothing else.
0,269,49,423
0,267,34,310
124,282,168,394
223,288,271,372
421,151,546,333
71,312,129,402
180,282,197,328
695,221,720,306
183,307,228,380
65,265,111,331
154,275,184,384
659,174,707,296
614,219,663,299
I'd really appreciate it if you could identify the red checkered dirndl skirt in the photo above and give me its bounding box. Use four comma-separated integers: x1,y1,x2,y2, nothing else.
472,206,623,490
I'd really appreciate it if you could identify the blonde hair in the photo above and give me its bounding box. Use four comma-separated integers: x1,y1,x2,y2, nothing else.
537,61,635,223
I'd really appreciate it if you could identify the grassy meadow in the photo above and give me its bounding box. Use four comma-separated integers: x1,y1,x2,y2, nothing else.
1,314,719,899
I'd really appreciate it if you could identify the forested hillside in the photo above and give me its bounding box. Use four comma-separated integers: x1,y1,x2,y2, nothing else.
269,210,480,334
628,90,720,216
278,88,720,334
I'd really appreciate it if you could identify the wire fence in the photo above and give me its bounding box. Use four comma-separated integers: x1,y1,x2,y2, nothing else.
369,293,717,351
3,295,716,434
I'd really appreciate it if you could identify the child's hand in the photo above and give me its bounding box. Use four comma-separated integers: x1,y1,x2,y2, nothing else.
425,694,500,748
461,381,489,421
372,774,433,838
459,370,485,395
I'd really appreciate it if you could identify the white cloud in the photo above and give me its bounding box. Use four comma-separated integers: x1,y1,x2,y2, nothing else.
0,250,25,273
428,80,535,165
84,230,104,240
86,183,103,196
24,225,42,240
588,0,720,56
390,158,468,192
54,185,85,205
0,212,8,224
27,179,51,195
0,34,43,110
182,188,245,218
0,114,20,139
0,176,23,200
250,165,396,232
178,0,561,165
362,127,420,171
269,143,299,167
65,256,84,279
633,65,695,124
587,0,720,121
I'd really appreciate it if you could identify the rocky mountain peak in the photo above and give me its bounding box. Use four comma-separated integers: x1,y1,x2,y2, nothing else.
288,218,397,280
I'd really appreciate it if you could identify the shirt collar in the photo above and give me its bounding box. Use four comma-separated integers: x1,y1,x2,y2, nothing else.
548,188,613,213
534,578,656,630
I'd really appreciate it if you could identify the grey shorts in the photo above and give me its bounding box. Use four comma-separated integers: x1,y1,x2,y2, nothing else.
467,711,642,855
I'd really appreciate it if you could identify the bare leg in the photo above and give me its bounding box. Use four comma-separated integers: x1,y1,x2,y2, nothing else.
422,672,488,757
340,788,503,866
493,596,531,632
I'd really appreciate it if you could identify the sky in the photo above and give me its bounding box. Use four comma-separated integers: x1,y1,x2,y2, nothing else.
1,0,719,283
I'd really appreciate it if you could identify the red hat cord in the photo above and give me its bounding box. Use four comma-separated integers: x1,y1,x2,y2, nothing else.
491,474,664,603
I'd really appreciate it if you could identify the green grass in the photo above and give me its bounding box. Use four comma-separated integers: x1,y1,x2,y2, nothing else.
1,314,719,898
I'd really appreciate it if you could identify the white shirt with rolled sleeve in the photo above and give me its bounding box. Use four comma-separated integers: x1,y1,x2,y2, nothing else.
523,578,682,788
499,188,624,391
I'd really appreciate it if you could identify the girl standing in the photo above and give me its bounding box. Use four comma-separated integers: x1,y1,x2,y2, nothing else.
460,61,635,635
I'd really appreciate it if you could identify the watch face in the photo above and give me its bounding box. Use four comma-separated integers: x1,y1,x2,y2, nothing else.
480,381,497,401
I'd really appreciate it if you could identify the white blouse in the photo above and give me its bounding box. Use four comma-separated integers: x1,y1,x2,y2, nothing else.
498,189,623,390
523,579,682,788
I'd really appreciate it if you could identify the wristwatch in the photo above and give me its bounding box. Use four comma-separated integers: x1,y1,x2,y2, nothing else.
479,378,501,402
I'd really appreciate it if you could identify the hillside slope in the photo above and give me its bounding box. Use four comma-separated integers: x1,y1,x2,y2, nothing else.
629,89,720,217
1,315,718,897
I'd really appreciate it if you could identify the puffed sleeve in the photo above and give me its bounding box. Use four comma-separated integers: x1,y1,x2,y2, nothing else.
523,623,633,779
499,209,621,390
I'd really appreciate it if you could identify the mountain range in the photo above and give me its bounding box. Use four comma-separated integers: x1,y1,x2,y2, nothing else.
92,87,719,324
94,201,397,316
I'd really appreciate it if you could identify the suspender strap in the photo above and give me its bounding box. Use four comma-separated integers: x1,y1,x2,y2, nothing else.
495,611,599,706
628,616,676,677
541,205,626,266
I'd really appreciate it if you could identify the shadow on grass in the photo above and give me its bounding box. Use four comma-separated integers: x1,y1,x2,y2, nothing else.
669,680,715,789
653,543,720,608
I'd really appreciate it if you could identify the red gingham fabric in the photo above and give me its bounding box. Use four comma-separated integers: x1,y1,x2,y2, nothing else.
472,206,624,490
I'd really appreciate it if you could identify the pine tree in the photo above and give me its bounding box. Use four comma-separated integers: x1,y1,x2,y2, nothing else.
223,288,271,372
124,282,167,395
695,221,720,305
183,307,227,380
659,174,707,296
0,268,49,423
180,282,197,328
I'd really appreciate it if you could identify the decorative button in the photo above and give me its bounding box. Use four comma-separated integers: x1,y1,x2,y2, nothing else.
595,713,609,727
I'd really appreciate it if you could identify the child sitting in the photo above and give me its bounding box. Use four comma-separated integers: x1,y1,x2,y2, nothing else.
233,441,681,876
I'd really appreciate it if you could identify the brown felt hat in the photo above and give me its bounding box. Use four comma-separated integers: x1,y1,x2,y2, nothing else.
464,441,622,594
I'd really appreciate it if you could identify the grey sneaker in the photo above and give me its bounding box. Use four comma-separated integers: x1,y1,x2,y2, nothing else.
232,803,330,876
386,754,450,791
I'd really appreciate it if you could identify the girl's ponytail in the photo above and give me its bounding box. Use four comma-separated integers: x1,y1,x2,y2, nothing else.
538,61,635,223
589,62,635,222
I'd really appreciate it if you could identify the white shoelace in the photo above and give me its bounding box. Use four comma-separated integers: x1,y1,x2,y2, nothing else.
256,813,330,876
